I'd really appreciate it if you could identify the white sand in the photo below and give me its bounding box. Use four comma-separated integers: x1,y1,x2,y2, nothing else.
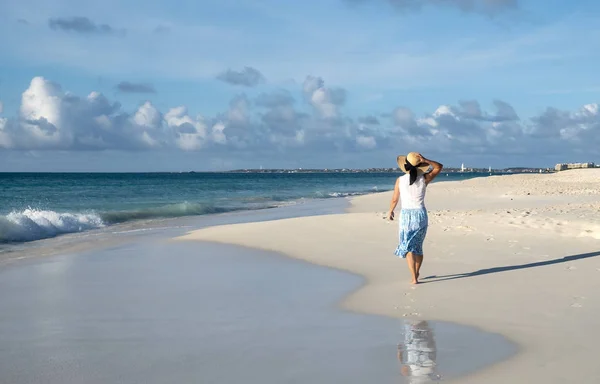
177,169,600,383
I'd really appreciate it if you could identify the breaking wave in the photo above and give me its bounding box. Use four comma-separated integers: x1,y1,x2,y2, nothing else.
0,203,251,244
0,209,105,243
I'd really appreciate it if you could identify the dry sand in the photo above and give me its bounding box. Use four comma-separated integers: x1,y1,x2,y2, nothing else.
177,169,600,383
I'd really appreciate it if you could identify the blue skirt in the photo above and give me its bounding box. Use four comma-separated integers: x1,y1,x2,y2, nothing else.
394,208,428,258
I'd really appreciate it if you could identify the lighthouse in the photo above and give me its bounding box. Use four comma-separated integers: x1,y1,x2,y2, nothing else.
461,163,465,172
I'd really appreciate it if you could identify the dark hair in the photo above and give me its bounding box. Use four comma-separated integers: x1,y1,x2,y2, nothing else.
404,160,418,185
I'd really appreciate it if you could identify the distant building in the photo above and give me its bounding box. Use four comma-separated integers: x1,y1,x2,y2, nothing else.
555,162,595,171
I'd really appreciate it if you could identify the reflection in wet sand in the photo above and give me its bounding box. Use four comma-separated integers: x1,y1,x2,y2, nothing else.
397,320,441,383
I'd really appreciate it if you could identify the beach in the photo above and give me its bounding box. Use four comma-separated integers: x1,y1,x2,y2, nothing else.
1,169,598,383
178,169,600,383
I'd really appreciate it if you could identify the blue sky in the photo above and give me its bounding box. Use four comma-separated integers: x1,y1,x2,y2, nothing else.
1,0,599,171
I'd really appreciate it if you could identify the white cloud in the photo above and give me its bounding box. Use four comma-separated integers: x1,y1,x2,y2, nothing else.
17,77,73,148
0,117,11,148
432,105,456,118
133,101,161,129
302,76,346,119
227,96,250,125
211,122,227,145
582,103,599,117
1,76,599,165
164,106,210,151
356,135,376,149
20,77,62,126
1,77,220,151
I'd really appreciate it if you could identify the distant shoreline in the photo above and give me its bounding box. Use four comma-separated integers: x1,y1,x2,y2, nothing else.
0,168,555,175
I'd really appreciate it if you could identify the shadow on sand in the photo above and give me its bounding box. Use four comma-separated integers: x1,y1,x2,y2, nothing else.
422,250,600,283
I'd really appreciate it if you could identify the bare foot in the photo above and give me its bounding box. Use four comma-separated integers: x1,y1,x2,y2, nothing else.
410,279,419,285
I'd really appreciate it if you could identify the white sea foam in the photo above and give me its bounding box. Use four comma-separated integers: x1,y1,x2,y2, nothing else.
326,192,367,198
0,209,105,243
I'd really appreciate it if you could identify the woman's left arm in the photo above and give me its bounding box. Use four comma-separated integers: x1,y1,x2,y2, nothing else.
388,178,400,220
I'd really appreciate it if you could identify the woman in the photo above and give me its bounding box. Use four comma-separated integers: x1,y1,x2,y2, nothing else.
388,152,443,284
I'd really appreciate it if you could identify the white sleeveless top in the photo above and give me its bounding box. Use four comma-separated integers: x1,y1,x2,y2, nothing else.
399,173,427,209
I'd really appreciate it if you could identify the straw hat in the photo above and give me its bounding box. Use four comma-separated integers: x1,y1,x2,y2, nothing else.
397,152,430,174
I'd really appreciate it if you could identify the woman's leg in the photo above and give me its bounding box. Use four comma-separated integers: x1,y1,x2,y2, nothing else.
414,222,427,280
406,252,418,284
415,255,424,278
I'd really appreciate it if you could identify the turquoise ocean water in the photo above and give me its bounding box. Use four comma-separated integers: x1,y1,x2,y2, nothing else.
0,172,494,244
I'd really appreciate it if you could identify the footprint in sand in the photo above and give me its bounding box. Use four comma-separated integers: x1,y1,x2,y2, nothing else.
567,266,577,271
571,296,584,308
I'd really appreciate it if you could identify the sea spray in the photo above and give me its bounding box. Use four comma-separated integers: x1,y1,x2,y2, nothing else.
0,208,105,242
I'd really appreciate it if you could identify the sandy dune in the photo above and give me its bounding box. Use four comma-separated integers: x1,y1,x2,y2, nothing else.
177,169,600,383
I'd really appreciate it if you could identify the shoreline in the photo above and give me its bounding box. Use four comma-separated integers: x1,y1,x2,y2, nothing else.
177,169,600,383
